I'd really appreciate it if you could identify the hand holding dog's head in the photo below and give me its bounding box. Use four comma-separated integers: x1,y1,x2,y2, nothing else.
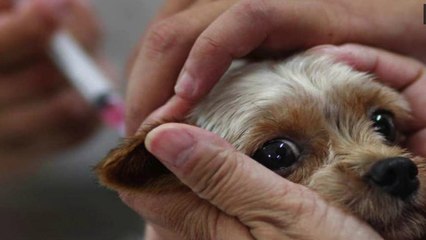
97,52,426,240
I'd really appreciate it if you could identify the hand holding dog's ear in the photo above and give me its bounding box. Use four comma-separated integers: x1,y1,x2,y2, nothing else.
126,0,426,135
311,44,426,157
120,124,382,240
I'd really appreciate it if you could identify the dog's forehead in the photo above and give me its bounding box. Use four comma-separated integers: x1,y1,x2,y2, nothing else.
242,55,405,113
189,54,408,150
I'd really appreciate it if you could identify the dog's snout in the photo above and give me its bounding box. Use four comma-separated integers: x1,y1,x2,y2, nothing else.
367,157,419,199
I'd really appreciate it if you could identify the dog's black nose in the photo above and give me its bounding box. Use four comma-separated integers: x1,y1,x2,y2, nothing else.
367,157,419,199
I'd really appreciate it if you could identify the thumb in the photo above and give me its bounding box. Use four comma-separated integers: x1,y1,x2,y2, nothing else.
145,123,382,240
145,123,288,217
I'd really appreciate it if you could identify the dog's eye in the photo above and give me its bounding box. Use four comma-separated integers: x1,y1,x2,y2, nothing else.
252,139,300,171
371,110,396,143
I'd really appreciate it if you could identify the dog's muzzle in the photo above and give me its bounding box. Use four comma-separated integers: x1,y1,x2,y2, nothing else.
366,157,419,199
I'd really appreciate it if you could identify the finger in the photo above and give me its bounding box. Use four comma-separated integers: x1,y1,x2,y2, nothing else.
0,60,67,109
144,123,317,218
0,88,97,152
0,0,70,69
406,129,426,157
126,0,238,135
153,0,194,21
131,0,350,134
310,44,425,90
120,188,252,240
174,0,347,101
126,0,196,75
145,123,381,240
125,0,195,78
310,44,426,132
0,0,12,10
64,0,100,53
138,95,195,136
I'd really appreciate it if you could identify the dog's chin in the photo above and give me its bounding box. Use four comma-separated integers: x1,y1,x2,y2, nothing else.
359,171,426,240
310,162,426,240
368,203,426,240
377,163,426,240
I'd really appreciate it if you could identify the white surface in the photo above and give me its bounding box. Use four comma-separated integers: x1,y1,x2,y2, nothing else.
50,31,114,103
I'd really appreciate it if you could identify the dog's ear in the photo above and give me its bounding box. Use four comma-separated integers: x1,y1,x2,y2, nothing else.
96,124,174,192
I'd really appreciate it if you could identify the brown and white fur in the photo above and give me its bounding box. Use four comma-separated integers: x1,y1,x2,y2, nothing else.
97,53,426,240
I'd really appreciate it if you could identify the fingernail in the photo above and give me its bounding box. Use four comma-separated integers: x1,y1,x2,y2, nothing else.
175,70,196,99
145,127,195,167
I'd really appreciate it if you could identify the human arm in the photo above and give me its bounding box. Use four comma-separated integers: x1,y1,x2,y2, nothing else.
0,0,101,178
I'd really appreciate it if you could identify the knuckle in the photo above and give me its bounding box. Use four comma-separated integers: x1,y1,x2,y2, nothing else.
192,148,242,202
290,187,323,218
143,18,184,58
197,34,226,56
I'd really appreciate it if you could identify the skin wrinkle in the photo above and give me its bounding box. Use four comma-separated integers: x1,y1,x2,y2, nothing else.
142,19,185,60
401,67,425,94
208,208,223,240
237,181,303,236
308,191,328,229
179,0,273,100
183,203,214,240
210,206,255,240
209,151,247,212
192,148,236,204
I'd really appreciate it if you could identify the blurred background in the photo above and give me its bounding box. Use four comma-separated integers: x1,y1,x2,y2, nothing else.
0,1,163,239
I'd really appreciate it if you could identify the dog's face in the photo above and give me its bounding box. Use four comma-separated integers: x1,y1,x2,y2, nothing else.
97,54,426,240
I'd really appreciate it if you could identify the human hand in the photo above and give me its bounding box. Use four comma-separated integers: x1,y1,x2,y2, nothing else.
126,0,426,135
121,44,426,240
0,0,100,177
120,123,382,240
309,44,426,157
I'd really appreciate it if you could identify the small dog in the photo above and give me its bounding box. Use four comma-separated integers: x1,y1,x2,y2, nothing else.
97,53,426,240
